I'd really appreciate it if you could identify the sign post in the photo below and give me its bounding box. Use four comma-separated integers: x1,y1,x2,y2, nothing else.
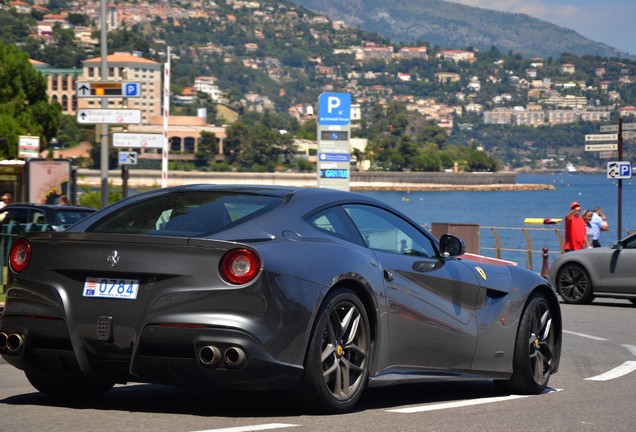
589,120,636,241
317,92,352,191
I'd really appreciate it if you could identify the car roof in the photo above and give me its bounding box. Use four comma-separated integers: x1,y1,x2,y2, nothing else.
2,203,96,211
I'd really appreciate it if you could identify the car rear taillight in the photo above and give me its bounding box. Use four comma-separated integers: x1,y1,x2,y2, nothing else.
9,238,31,273
219,248,261,285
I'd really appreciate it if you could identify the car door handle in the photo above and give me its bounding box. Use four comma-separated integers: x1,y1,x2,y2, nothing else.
383,269,394,281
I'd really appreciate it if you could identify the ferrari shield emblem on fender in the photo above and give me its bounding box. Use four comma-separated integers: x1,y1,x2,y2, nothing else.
475,266,487,280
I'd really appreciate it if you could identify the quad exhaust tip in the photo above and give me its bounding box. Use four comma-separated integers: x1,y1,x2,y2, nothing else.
198,345,222,367
198,345,246,368
0,331,25,354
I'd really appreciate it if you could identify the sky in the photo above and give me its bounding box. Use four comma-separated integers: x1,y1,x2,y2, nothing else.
448,0,636,55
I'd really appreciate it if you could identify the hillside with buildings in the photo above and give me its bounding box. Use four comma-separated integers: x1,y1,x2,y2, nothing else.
2,0,636,170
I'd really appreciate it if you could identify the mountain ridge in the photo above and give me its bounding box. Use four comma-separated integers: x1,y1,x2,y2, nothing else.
290,0,631,59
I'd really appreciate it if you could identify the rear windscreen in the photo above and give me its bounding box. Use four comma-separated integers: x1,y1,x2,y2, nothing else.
87,191,283,237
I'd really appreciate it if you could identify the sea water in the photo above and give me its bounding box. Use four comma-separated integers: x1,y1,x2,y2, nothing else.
361,173,635,270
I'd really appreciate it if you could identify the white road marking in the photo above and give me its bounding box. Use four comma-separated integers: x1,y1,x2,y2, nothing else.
620,344,636,356
585,361,636,381
563,330,608,341
386,389,560,414
192,424,300,432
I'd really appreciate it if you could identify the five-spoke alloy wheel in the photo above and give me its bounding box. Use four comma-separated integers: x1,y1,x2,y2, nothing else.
502,293,557,394
301,288,370,413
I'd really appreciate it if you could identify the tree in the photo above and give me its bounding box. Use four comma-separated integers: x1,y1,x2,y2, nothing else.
195,131,219,167
0,41,61,159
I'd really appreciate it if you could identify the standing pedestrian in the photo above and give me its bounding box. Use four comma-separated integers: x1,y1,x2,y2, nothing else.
590,206,608,247
582,209,593,249
564,201,586,252
0,193,12,209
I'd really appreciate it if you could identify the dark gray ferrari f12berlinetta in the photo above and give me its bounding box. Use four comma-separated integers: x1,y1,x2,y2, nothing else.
0,185,561,413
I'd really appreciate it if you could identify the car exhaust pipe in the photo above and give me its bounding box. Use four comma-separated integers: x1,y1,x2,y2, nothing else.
0,332,8,351
6,333,24,353
224,346,246,368
198,345,221,367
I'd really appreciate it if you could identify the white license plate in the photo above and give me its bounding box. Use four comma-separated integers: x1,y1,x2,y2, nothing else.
83,277,139,300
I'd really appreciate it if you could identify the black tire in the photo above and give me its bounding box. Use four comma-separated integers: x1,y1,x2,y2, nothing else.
556,263,594,304
25,371,114,400
500,293,557,394
300,288,370,413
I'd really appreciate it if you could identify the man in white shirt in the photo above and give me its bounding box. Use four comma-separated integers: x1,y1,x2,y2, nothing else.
590,206,608,247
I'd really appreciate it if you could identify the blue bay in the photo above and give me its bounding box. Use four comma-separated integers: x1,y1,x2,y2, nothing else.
361,173,636,271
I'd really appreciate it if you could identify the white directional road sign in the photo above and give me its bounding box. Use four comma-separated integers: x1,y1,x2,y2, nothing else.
586,143,618,151
77,109,142,124
585,133,618,142
113,132,163,148
600,123,636,132
607,161,632,179
623,131,636,140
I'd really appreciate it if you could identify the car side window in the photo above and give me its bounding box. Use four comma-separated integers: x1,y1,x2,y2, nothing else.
622,236,636,249
306,206,366,247
343,204,437,257
2,207,28,224
32,210,47,224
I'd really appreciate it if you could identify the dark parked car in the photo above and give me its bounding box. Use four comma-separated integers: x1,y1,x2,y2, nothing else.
0,185,562,413
0,203,96,231
549,233,636,305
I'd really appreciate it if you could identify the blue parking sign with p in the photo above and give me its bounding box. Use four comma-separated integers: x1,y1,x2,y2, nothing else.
318,93,351,125
124,83,140,97
607,161,632,179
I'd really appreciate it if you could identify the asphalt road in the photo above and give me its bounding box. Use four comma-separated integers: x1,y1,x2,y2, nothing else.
2,299,635,432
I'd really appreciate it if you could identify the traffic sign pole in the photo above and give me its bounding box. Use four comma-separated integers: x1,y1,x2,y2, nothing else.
618,118,623,241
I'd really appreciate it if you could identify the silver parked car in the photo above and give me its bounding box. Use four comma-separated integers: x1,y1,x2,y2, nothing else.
549,233,636,305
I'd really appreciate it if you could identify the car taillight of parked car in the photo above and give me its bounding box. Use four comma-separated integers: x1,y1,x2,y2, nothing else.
9,238,31,273
219,248,261,285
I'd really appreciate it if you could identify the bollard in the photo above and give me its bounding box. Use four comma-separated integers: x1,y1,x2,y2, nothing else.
540,247,549,278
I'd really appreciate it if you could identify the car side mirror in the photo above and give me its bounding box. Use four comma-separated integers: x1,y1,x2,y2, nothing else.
439,234,466,257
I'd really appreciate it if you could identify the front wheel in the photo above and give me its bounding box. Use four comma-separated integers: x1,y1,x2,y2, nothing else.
556,263,593,304
499,293,557,394
26,371,114,400
300,288,371,413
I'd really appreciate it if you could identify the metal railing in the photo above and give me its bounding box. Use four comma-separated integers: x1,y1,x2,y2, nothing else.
481,225,632,272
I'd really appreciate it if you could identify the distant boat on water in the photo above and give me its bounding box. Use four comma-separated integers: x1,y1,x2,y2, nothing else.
524,217,563,225
565,162,577,173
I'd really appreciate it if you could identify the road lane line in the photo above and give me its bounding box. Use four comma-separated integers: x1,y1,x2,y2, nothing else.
563,330,608,341
386,394,528,413
193,424,300,432
620,344,636,356
585,361,636,381
386,389,560,414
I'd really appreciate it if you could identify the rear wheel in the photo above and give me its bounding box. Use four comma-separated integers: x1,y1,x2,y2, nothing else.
499,293,557,394
301,288,370,413
26,371,114,400
556,263,593,304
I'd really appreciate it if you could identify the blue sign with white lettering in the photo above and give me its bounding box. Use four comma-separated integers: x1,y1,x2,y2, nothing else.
319,153,351,162
607,161,632,179
319,93,351,125
124,83,140,97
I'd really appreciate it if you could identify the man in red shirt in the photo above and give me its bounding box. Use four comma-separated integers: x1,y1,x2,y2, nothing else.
564,201,586,252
